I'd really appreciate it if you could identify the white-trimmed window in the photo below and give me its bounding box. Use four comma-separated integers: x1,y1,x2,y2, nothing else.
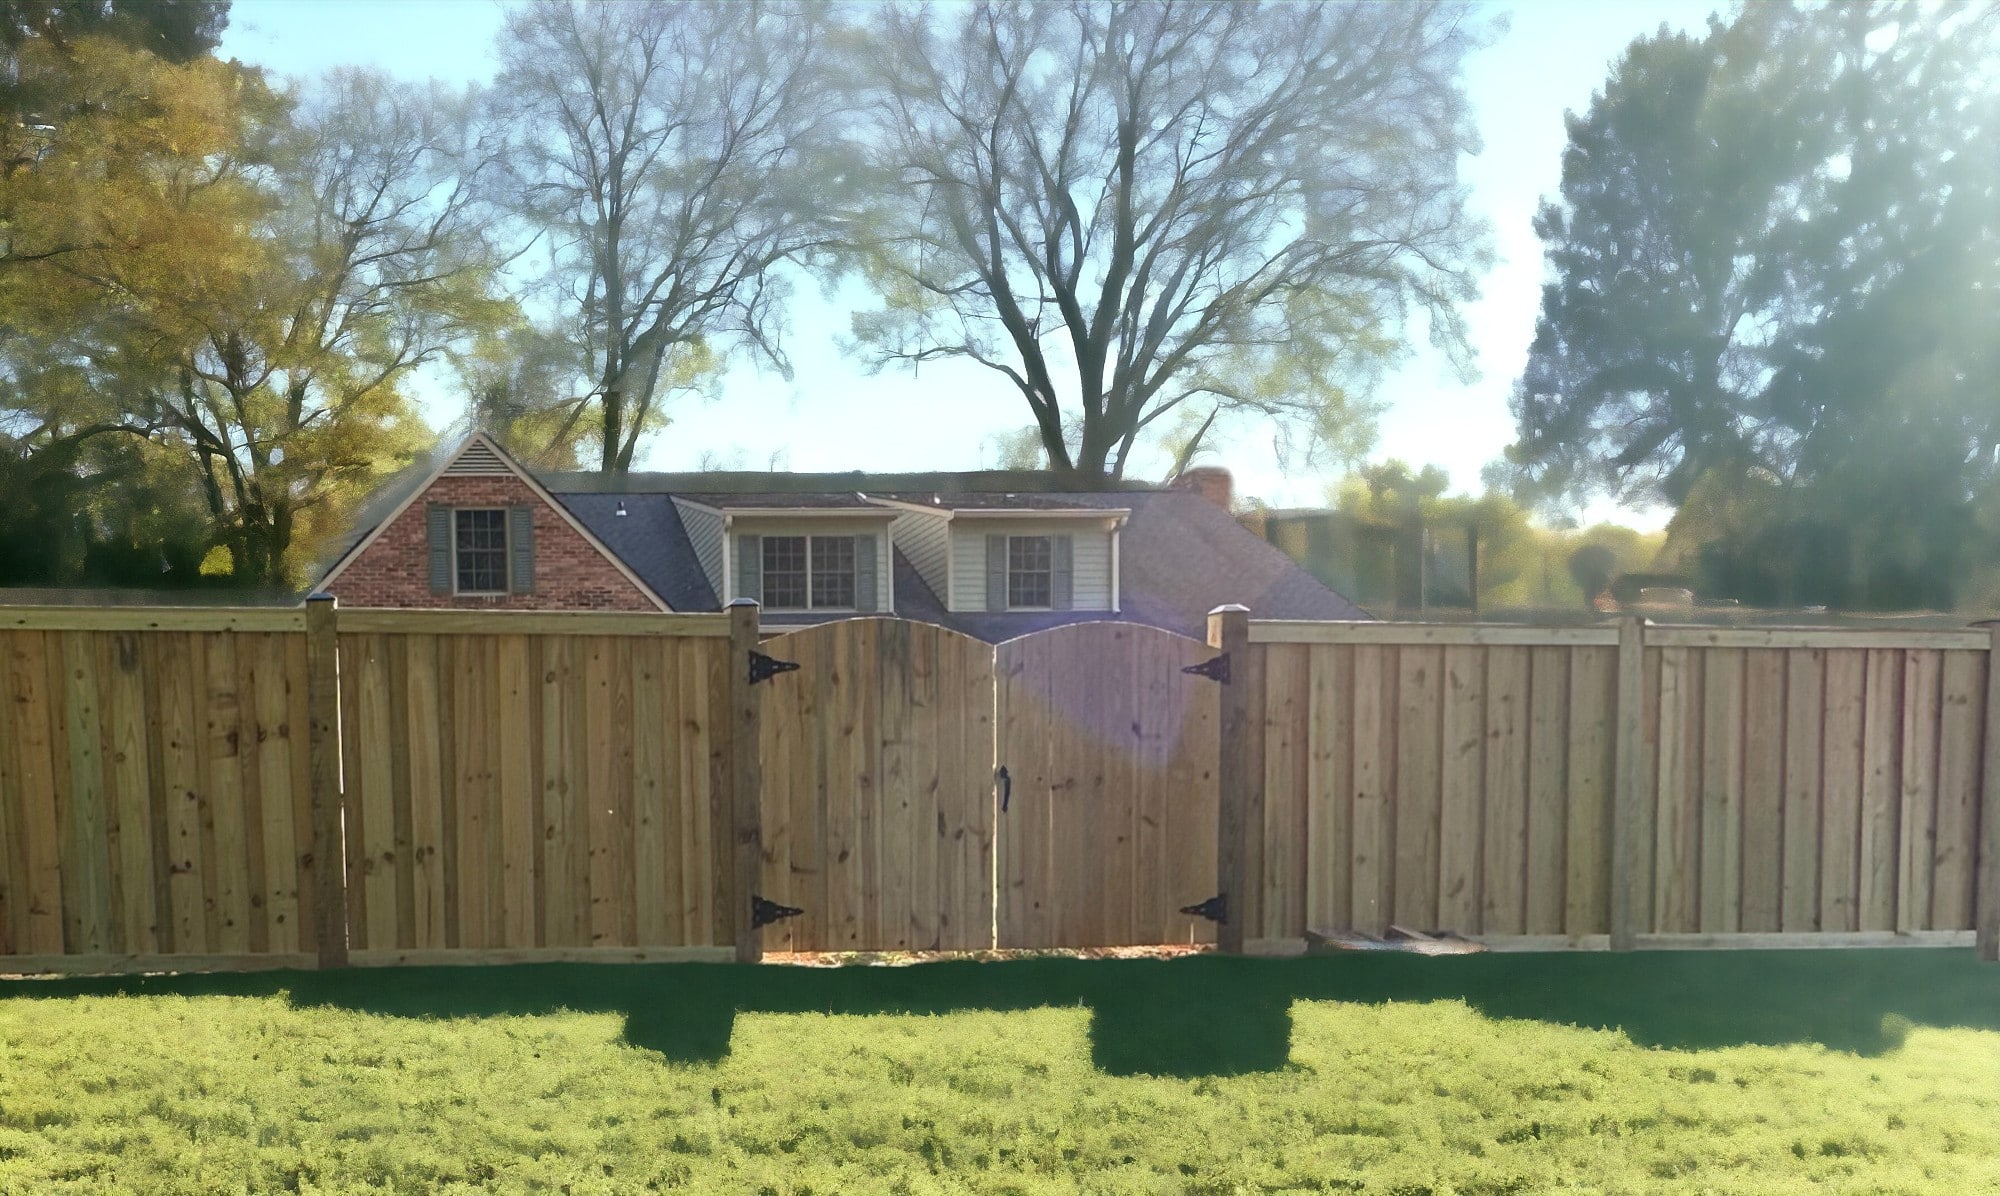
810,536,856,608
454,508,509,594
1007,535,1053,608
762,534,857,610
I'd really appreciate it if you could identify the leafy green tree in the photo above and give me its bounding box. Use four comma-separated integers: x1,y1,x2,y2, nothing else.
851,0,1490,484
1507,2,1999,608
0,25,273,585
0,1,227,63
1,59,511,585
0,432,217,587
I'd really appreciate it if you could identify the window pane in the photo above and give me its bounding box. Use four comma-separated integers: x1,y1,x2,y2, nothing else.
762,536,808,608
455,509,508,593
1008,535,1052,608
810,536,856,609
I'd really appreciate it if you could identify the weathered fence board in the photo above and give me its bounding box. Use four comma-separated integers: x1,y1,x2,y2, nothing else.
1781,648,1826,931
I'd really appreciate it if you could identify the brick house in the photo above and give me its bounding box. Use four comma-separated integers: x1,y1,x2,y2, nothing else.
317,433,1369,636
317,433,668,611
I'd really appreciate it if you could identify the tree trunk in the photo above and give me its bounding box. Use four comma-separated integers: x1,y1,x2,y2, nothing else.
600,385,622,474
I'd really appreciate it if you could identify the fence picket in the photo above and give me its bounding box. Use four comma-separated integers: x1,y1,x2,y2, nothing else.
1306,643,1354,932
1935,651,1984,929
1481,646,1528,935
1525,646,1569,935
1566,646,1616,936
1698,648,1744,934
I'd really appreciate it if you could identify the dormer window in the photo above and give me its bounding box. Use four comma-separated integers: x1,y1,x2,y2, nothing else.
761,534,857,610
984,532,1074,611
1007,535,1053,608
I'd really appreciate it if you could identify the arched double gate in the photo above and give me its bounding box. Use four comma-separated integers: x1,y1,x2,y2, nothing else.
753,619,1221,952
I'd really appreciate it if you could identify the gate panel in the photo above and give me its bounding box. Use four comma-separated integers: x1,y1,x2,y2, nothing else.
757,619,995,952
995,623,1219,948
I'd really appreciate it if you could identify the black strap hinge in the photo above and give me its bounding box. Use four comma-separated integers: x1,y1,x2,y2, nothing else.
1180,894,1227,924
748,651,800,686
1182,653,1230,684
751,895,804,929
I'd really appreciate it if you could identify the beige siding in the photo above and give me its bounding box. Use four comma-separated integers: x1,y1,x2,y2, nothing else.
948,519,1114,612
674,499,726,603
729,518,894,613
890,511,951,601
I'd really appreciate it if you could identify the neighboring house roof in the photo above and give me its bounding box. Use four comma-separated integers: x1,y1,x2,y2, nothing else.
871,492,1128,514
326,452,1366,636
883,491,1368,641
541,473,1369,641
672,492,894,512
551,493,716,612
314,455,437,582
1104,491,1371,632
538,469,1107,495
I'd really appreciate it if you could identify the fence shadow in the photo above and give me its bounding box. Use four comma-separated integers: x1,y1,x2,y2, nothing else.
7,949,2000,1076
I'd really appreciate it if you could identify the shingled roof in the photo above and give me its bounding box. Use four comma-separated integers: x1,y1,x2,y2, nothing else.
318,448,1368,633
542,473,1368,639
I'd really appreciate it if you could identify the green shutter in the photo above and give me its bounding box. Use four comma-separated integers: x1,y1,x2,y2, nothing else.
427,504,450,594
1052,535,1074,610
737,535,762,604
509,505,535,594
985,534,1007,611
855,534,878,612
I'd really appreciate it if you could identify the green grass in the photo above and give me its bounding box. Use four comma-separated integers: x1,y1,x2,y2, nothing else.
4,950,2000,1193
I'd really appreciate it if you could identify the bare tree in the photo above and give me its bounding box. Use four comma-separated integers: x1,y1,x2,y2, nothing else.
854,0,1490,484
492,0,847,472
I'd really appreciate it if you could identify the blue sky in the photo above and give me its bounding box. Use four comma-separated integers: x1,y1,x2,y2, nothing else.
221,0,1720,522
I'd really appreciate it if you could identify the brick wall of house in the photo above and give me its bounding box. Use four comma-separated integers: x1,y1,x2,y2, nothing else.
325,475,659,610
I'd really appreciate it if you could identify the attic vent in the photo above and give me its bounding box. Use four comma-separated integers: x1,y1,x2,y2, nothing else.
444,440,509,476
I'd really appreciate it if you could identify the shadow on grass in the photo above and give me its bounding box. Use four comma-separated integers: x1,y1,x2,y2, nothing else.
6,949,2000,1077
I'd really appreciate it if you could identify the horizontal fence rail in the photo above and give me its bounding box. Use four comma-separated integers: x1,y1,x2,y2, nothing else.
2,605,1996,972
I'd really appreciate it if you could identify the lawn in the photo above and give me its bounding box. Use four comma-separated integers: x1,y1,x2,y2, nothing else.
3,950,1999,1194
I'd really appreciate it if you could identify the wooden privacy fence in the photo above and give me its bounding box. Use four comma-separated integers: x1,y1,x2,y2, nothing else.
0,604,743,973
994,623,1220,950
4,603,2000,974
1245,621,2000,955
0,610,323,970
752,617,1221,953
333,612,734,961
755,618,996,953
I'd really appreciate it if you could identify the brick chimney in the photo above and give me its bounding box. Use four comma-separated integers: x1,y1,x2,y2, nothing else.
1173,466,1234,511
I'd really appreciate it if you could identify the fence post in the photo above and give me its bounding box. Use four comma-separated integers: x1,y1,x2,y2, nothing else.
1979,624,2000,962
728,599,764,964
1610,615,1646,952
304,593,348,969
1210,604,1251,955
